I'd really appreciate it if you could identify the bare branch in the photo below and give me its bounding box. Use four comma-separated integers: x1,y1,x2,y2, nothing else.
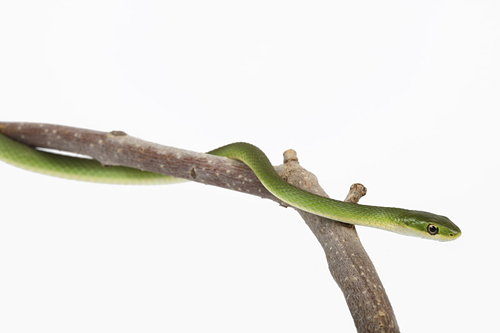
0,122,399,332
0,122,274,200
278,149,399,332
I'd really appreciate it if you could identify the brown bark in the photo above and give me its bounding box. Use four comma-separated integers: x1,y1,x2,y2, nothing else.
0,122,400,332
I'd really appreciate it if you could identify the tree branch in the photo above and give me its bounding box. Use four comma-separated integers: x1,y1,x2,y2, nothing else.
0,122,400,332
277,150,399,332
0,122,273,199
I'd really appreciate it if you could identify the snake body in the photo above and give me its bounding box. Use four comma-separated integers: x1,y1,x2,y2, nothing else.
0,132,461,241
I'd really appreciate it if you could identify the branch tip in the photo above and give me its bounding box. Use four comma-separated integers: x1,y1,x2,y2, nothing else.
283,149,298,163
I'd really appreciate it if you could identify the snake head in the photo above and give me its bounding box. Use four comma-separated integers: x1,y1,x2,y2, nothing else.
401,210,462,241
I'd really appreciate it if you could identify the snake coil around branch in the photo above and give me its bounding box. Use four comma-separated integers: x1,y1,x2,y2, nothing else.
0,122,402,332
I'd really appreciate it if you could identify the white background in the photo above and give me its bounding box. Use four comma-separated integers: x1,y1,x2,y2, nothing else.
0,1,498,332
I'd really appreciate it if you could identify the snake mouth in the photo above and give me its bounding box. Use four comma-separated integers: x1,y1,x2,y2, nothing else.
435,229,461,241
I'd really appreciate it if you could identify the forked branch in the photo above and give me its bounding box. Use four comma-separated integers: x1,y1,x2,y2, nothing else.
0,122,399,332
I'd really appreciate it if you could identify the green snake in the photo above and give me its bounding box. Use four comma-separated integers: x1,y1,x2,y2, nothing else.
0,132,461,241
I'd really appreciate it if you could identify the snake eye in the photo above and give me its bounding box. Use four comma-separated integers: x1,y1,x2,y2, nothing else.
427,224,439,235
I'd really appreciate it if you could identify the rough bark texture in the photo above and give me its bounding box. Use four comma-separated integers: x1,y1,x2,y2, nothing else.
0,122,400,332
277,150,399,332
